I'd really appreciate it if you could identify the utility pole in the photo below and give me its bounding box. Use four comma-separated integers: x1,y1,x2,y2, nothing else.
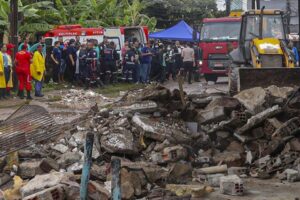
10,0,18,61
298,0,300,38
10,0,19,91
226,0,231,16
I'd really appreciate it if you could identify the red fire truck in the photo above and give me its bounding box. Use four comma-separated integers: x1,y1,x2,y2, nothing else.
199,16,241,82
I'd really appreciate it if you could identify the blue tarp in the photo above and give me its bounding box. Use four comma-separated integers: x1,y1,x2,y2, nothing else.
149,20,200,42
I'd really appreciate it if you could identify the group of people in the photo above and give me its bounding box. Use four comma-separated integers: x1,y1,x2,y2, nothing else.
0,34,201,101
122,40,201,84
0,41,45,100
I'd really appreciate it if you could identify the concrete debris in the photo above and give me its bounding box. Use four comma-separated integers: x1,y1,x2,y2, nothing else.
101,129,136,154
59,89,112,108
2,84,300,199
266,85,293,99
234,87,266,114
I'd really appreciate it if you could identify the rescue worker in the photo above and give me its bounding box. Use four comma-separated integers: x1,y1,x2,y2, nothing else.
0,45,6,99
85,42,103,89
77,43,87,84
102,41,118,84
1,44,13,97
15,44,32,99
66,39,77,83
30,44,46,97
51,41,62,83
123,45,136,82
75,36,81,50
165,44,176,81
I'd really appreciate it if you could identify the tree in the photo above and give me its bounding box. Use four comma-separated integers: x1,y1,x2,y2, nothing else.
143,0,222,29
54,0,156,30
0,0,60,36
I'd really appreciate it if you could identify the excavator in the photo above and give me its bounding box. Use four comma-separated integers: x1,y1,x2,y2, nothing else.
228,7,300,95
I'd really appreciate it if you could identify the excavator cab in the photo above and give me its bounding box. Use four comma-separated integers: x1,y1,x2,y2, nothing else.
229,8,300,95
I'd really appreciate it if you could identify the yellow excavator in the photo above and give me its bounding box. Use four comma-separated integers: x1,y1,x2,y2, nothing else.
228,7,300,95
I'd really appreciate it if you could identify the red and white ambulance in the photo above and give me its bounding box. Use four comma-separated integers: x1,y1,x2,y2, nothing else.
44,24,149,54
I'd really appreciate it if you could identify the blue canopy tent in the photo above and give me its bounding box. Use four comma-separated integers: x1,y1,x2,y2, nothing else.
149,20,200,42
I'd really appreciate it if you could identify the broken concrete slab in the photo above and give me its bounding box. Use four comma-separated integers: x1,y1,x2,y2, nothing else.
132,114,165,142
20,172,72,198
234,87,266,114
120,161,169,183
206,96,240,111
100,129,136,154
197,106,227,125
57,152,82,169
39,158,59,173
113,101,158,114
272,117,300,138
88,181,110,200
51,144,69,154
235,105,281,135
266,85,293,99
18,160,43,179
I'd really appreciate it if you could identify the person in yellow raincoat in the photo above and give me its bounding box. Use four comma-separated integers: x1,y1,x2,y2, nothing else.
30,44,45,97
0,45,6,100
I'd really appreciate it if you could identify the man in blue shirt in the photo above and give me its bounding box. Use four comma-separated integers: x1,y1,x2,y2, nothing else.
51,41,62,83
141,43,152,83
66,39,77,83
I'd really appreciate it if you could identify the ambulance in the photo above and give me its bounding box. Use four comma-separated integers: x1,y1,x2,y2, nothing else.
44,24,149,54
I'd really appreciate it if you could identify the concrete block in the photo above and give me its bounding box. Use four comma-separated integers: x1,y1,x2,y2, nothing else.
40,158,59,173
220,175,244,196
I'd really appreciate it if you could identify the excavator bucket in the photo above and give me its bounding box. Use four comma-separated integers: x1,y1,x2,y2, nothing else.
237,68,300,91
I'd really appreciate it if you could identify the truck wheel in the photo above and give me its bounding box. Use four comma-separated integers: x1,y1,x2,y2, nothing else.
204,74,218,83
228,65,239,96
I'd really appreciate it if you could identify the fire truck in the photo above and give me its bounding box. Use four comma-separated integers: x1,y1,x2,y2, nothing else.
199,15,241,82
44,25,149,56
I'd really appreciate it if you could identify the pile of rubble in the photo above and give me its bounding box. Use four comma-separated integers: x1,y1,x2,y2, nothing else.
58,89,113,108
1,84,300,199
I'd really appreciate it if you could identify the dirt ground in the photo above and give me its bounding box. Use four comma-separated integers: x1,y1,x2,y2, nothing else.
0,79,300,199
207,178,300,200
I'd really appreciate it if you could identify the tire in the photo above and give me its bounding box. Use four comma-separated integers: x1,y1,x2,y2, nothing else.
228,64,239,96
204,74,218,83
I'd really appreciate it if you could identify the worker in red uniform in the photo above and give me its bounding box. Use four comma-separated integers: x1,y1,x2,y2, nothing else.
15,44,32,100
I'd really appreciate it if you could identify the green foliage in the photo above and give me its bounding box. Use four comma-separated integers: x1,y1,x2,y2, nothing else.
0,0,157,36
0,0,59,35
143,0,225,28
